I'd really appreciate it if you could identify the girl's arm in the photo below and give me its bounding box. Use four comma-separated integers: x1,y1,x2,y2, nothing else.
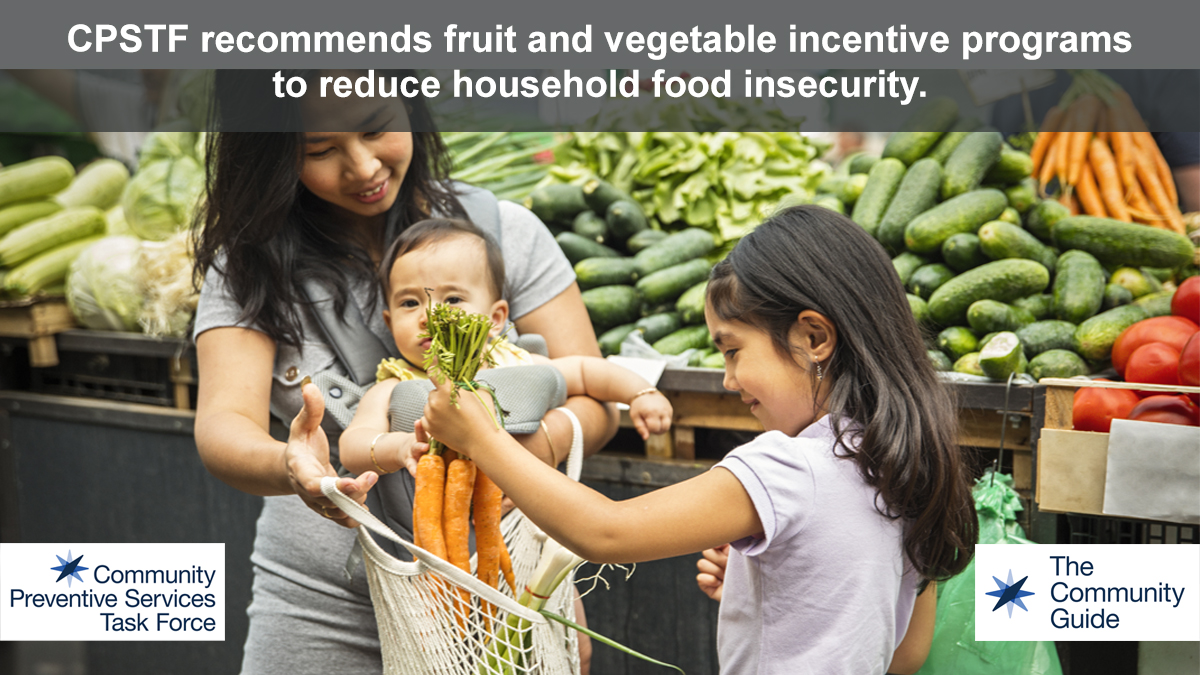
194,327,374,523
512,282,619,463
339,379,422,476
887,582,937,675
420,375,761,563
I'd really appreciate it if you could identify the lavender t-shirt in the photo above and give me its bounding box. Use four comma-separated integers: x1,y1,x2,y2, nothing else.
714,416,920,675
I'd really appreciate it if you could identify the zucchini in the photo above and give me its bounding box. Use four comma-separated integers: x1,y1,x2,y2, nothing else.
1027,349,1090,380
524,183,589,224
838,173,869,206
700,351,727,369
983,144,1034,185
847,155,879,175
1012,293,1054,321
1109,267,1159,299
977,220,1057,272
952,352,985,377
636,312,683,344
1102,282,1134,310
927,258,1051,326
1052,250,1105,324
605,199,649,243
941,233,989,273
908,264,956,300
625,229,668,254
882,96,959,165
582,178,630,215
55,158,130,211
581,285,641,333
851,158,906,237
926,116,983,164
0,199,62,238
555,231,620,266
941,131,1004,200
571,210,609,244
966,300,1036,333
1016,320,1077,358
636,258,712,307
598,323,641,357
818,174,849,195
979,332,1027,380
1052,216,1197,269
908,294,930,325
876,158,942,253
928,349,953,372
676,281,708,325
1004,178,1038,214
634,228,715,275
3,235,104,296
688,348,715,367
0,206,106,267
1133,290,1174,318
652,325,712,355
998,207,1022,226
893,252,932,286
1073,304,1150,362
811,193,846,214
905,188,1008,254
1025,199,1070,242
0,156,75,207
937,326,979,361
574,257,640,290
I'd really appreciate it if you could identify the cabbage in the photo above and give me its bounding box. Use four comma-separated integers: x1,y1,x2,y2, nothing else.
66,236,145,332
139,131,199,167
122,155,204,241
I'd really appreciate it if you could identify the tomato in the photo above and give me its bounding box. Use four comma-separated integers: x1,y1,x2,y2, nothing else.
1171,276,1200,323
1072,381,1141,432
1125,342,1182,393
1180,333,1199,404
1111,315,1199,377
1128,395,1200,426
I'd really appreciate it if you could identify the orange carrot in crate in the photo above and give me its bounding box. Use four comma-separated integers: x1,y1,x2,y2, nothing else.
1039,138,1062,195
1134,132,1179,207
1110,131,1139,196
414,454,448,560
1030,105,1065,172
1059,190,1080,215
1125,180,1166,227
1088,139,1131,222
473,470,504,623
1136,149,1186,234
1076,162,1108,218
1066,95,1101,187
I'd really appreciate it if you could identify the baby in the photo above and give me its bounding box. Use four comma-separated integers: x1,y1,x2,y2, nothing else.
340,217,673,477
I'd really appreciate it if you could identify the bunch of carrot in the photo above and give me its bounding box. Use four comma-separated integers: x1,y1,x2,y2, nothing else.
1031,70,1185,235
413,302,516,629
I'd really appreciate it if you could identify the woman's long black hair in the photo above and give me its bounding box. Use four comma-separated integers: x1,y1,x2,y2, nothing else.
192,69,465,349
707,205,977,580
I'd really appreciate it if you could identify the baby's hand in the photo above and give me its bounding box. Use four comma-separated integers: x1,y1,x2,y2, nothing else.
628,391,673,440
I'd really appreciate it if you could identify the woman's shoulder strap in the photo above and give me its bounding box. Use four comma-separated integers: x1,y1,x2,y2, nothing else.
447,181,503,244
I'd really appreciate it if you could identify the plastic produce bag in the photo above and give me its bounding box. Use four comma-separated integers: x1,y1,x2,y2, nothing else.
617,330,692,369
915,471,1063,675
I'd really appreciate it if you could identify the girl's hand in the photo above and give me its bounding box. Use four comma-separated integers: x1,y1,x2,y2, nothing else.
628,392,673,440
419,375,502,459
287,382,376,526
696,544,730,602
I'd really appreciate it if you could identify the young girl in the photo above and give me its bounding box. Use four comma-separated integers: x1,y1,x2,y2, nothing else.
415,205,978,673
338,217,674,478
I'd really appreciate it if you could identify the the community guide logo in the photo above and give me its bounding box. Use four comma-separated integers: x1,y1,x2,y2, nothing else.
986,569,1035,618
50,550,89,587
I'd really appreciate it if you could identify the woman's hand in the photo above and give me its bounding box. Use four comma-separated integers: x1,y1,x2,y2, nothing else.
287,381,377,527
696,544,730,602
419,376,503,459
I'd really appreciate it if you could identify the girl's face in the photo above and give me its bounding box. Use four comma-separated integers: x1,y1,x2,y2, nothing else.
298,131,413,222
706,305,822,436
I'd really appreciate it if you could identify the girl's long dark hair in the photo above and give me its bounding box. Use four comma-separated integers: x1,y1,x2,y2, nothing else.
708,205,977,580
193,69,464,349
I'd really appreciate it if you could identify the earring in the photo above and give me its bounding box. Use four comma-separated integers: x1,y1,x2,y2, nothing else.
814,360,824,381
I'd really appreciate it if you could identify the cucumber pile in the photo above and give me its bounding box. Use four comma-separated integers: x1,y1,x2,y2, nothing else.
534,180,721,363
822,98,1200,380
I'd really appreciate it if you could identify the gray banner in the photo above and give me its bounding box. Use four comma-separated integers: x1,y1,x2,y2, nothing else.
2,0,1199,69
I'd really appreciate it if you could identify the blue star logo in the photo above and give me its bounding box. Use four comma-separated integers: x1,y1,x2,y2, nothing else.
50,550,89,587
986,569,1035,618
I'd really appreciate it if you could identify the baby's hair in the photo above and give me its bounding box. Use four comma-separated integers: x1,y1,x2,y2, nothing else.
708,205,977,581
380,218,507,300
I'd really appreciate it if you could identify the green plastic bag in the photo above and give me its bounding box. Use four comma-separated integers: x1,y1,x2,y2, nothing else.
915,471,1063,675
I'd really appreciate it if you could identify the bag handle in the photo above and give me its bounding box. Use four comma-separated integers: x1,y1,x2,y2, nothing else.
556,406,584,482
321,476,545,623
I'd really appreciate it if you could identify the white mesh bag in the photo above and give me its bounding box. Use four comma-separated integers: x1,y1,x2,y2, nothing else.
322,407,585,675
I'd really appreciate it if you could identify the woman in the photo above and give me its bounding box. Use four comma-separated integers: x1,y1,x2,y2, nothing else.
192,70,614,674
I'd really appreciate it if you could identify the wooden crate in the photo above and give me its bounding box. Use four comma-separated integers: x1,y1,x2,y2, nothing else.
1036,377,1200,521
0,297,76,367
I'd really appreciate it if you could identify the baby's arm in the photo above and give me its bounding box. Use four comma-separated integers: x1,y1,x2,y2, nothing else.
547,355,673,439
340,379,422,477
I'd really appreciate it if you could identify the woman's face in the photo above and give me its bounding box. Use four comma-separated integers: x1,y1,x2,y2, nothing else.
298,131,413,221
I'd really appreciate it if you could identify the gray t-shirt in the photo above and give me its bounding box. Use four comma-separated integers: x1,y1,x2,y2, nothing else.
193,198,575,428
715,416,920,675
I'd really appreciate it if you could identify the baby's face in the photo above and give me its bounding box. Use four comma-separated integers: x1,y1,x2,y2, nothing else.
384,234,507,366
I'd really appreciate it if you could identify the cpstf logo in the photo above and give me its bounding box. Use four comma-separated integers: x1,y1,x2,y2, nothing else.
50,549,89,587
985,569,1035,618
